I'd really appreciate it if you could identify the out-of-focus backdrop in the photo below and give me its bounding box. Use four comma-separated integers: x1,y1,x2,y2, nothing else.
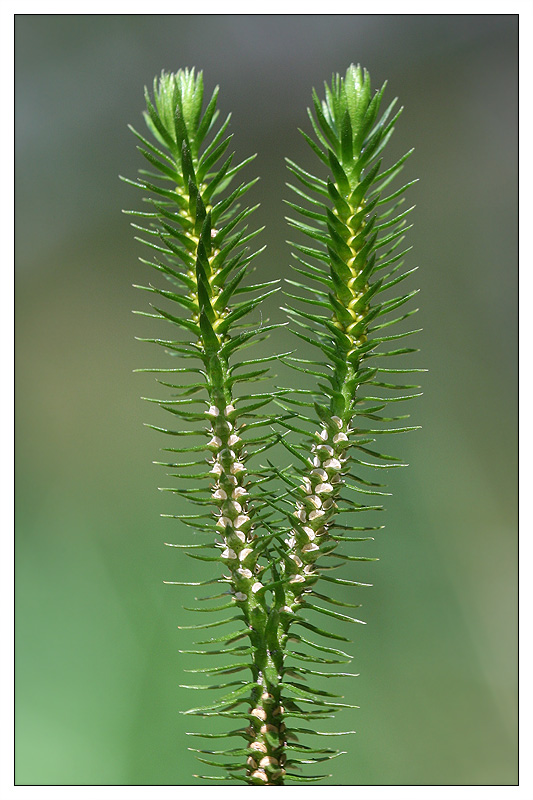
15,14,517,786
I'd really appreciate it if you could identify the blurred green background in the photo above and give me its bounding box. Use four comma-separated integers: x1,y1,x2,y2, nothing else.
15,14,517,786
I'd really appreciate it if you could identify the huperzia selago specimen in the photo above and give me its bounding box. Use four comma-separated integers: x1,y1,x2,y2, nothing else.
124,65,422,786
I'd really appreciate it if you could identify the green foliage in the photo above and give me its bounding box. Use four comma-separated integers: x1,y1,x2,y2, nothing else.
125,64,422,785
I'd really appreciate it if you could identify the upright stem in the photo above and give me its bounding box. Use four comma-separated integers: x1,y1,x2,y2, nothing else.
180,184,287,785
281,189,371,615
